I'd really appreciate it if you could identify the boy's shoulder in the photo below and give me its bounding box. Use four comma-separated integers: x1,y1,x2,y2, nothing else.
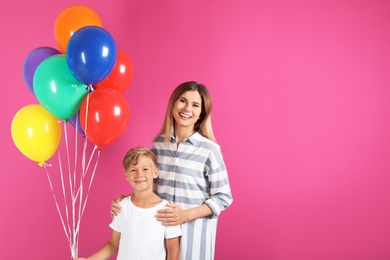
123,195,167,210
119,196,131,207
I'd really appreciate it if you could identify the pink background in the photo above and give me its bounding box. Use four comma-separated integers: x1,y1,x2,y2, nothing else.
1,0,390,259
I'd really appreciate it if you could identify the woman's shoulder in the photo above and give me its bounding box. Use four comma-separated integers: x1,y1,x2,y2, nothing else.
194,132,221,150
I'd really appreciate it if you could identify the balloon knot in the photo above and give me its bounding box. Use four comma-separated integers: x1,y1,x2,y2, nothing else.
87,84,95,93
40,162,53,168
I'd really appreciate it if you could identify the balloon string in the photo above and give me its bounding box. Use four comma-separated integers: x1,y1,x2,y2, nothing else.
74,126,89,258
76,95,92,227
75,145,100,236
63,119,75,200
87,84,95,92
43,163,72,247
71,137,79,259
75,91,91,207
73,91,97,258
72,115,89,259
73,111,81,183
82,146,100,215
83,92,91,141
63,121,74,198
60,123,80,259
46,91,102,259
58,151,73,244
50,116,102,259
75,93,90,216
61,121,73,241
63,120,79,259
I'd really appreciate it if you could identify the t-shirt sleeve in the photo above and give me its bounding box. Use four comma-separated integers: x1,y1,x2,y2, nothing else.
109,215,121,233
165,224,182,239
109,199,127,233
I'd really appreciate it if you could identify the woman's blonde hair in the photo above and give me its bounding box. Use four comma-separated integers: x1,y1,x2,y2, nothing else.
153,81,215,146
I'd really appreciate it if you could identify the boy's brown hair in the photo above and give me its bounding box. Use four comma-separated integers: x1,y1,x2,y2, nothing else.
122,146,157,170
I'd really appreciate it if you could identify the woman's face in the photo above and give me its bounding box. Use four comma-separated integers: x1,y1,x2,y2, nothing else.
172,90,202,130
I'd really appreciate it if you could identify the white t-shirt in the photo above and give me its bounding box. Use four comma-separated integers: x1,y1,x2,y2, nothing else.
110,196,182,260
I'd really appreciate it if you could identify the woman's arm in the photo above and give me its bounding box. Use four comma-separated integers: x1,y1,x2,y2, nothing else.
156,203,212,226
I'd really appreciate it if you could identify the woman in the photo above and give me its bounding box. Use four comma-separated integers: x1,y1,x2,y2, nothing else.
111,81,233,260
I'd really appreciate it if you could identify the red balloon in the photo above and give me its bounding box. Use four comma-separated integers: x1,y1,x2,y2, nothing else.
80,89,130,147
94,49,134,93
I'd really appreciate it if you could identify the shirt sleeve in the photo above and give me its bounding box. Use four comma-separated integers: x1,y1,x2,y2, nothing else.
109,199,127,232
165,224,182,239
109,215,121,233
204,146,233,217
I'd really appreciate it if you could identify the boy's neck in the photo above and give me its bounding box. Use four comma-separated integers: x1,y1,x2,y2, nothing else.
131,191,162,208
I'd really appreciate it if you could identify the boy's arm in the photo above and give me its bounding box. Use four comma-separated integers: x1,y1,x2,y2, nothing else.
165,237,180,260
77,230,120,260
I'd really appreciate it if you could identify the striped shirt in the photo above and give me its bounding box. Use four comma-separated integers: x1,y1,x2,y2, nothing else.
152,132,233,260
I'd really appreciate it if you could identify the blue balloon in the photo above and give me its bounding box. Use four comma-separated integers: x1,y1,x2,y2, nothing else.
66,26,117,85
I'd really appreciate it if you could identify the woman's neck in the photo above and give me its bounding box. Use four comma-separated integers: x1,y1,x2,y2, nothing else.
174,126,195,144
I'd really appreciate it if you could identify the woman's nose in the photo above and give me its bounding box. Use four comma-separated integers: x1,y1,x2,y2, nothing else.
184,104,191,111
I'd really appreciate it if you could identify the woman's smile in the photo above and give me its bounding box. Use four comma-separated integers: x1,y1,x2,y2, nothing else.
179,112,192,119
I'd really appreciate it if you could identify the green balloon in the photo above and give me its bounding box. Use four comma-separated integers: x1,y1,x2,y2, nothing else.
33,54,88,120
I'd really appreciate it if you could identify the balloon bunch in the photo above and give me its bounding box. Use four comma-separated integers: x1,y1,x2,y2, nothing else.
12,4,133,164
11,5,134,259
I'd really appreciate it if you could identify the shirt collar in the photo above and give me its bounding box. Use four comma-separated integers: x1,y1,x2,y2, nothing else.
171,131,201,145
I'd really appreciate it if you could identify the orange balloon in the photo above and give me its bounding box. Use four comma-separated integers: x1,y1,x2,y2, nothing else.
54,5,103,53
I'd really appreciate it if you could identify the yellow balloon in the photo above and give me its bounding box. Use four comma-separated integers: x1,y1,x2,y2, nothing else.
11,104,62,165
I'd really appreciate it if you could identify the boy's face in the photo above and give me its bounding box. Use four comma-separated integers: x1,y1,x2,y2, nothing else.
125,156,158,192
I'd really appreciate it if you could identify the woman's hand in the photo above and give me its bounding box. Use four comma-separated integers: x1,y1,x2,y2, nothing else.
110,195,125,218
155,203,189,226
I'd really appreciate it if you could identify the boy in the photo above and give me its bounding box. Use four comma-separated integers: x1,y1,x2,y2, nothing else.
76,147,181,260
